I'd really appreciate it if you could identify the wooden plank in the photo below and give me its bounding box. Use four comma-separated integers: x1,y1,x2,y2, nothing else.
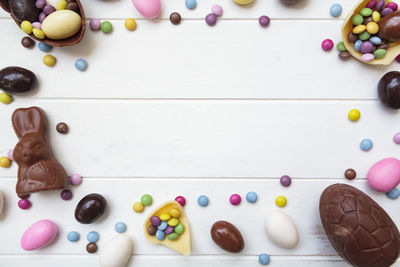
0,178,397,258
1,100,399,179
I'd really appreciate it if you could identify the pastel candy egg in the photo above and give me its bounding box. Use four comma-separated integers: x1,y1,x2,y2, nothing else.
21,220,58,250
265,210,299,249
99,234,133,267
367,158,400,192
131,0,161,19
41,10,82,40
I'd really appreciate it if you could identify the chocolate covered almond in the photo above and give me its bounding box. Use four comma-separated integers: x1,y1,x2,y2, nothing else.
211,221,244,253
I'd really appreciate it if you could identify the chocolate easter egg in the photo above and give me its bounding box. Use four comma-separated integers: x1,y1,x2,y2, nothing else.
378,71,400,109
378,11,400,42
100,234,133,267
9,0,40,22
0,67,36,95
210,221,244,253
319,184,400,267
75,193,107,224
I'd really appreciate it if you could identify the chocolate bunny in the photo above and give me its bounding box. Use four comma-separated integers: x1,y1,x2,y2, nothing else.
12,107,68,195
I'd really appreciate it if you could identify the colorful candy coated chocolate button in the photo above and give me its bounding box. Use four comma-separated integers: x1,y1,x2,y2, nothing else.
197,195,209,207
125,18,136,31
321,39,334,51
158,221,168,231
150,216,161,226
160,213,171,221
75,59,88,71
67,231,80,242
43,55,56,66
115,222,127,233
275,196,287,207
0,93,12,104
131,0,161,19
386,188,400,199
21,220,58,250
87,231,99,242
0,156,11,168
18,199,31,209
175,222,184,234
21,20,33,34
170,208,180,218
101,21,113,33
259,253,271,265
175,196,186,206
360,138,373,151
367,158,400,192
167,233,180,240
69,173,82,185
280,175,292,186
141,194,153,206
99,234,133,267
168,218,179,226
230,194,241,205
348,109,360,122
246,192,258,203
38,42,52,52
156,230,165,240
133,202,144,213
185,0,197,9
394,132,400,144
330,3,342,17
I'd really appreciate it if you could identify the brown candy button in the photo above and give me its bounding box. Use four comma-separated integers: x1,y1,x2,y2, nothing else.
377,43,389,50
170,12,181,25
344,168,356,180
148,224,157,236
86,242,98,253
339,51,351,60
66,2,78,12
56,122,69,134
347,32,358,43
363,16,373,25
210,221,244,253
21,36,34,48
18,193,30,199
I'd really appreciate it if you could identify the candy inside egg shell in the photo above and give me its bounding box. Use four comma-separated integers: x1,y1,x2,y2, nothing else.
342,0,400,65
144,201,191,255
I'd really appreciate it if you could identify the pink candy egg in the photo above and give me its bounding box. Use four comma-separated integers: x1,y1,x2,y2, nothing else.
131,0,161,19
21,220,58,250
367,158,400,192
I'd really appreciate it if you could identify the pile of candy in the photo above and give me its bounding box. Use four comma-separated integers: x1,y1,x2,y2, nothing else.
147,208,185,241
347,0,398,62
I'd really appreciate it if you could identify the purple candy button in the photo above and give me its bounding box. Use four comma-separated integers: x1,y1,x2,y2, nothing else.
360,41,374,53
381,7,393,17
150,216,161,227
280,175,292,187
165,226,174,234
205,13,217,26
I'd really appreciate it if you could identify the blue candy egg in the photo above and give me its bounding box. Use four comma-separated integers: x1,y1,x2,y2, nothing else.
246,191,258,203
330,3,342,17
156,230,165,240
67,231,80,242
386,188,400,199
197,195,209,207
38,42,52,52
258,253,270,265
360,138,373,151
75,58,88,71
114,221,127,233
370,36,382,45
354,40,363,52
87,231,99,243
158,221,168,231
185,0,197,9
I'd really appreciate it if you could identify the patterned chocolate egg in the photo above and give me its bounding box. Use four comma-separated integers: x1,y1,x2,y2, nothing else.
319,184,400,267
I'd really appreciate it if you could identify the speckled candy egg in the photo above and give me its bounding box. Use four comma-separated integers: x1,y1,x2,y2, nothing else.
41,10,82,40
367,158,400,192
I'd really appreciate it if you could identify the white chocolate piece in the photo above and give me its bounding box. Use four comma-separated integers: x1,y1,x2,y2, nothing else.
265,210,299,249
42,10,81,40
100,234,133,267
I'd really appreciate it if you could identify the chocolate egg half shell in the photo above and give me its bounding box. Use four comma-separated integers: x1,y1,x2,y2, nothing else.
319,184,400,267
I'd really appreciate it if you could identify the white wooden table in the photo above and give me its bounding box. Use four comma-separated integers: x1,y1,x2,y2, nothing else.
0,0,400,266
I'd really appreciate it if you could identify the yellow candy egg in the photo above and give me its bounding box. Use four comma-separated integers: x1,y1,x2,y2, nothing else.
21,20,33,34
42,10,81,40
133,202,144,213
0,156,11,168
33,28,45,39
348,109,361,122
124,18,136,31
0,93,12,104
233,0,254,4
56,0,68,10
352,24,366,34
170,208,180,218
167,218,179,226
43,55,56,66
372,11,381,22
159,213,171,221
366,22,379,34
275,196,287,207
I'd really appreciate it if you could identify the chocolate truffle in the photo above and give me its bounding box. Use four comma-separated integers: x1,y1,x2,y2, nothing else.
378,71,400,109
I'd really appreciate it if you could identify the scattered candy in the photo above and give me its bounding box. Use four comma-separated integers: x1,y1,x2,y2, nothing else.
337,41,347,52
43,55,56,66
133,202,144,213
67,231,80,242
18,199,31,209
141,194,153,206
74,58,88,71
21,220,58,251
348,109,361,122
394,132,400,144
211,5,223,16
170,12,181,25
360,138,373,151
258,253,271,265
0,156,11,168
60,189,73,200
259,15,270,27
87,231,99,243
86,242,98,253
345,168,357,180
330,3,342,17
175,196,186,206
90,18,101,31
280,175,292,186
0,93,12,104
205,13,217,26
56,122,69,134
246,191,258,203
115,222,127,233
101,21,113,33
21,37,35,48
7,149,13,161
321,39,334,51
197,195,209,207
275,196,287,207
185,0,197,9
230,194,241,205
386,188,400,199
69,173,82,185
38,42,52,52
125,18,136,31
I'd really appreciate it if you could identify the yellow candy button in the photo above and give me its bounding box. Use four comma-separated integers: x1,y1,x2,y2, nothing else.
353,24,366,34
133,202,144,213
33,28,45,39
43,55,56,66
125,18,136,31
275,196,287,207
0,93,12,104
348,109,361,122
56,0,68,10
168,218,179,226
170,208,180,218
160,213,171,221
366,22,379,34
372,11,381,22
0,156,11,168
21,20,33,34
